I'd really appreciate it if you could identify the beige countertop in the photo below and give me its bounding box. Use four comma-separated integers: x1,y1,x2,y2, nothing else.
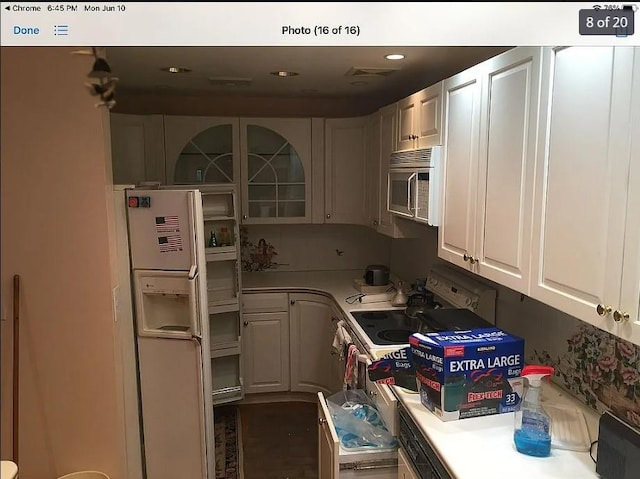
241,269,602,479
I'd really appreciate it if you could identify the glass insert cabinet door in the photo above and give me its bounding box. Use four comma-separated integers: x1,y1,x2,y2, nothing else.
164,116,241,185
240,118,312,223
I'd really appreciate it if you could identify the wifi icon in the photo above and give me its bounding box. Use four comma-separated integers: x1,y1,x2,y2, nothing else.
593,4,602,9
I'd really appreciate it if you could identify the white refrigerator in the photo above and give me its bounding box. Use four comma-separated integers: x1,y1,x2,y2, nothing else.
126,188,214,479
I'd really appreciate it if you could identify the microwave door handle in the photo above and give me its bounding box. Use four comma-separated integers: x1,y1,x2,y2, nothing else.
188,269,202,340
407,172,417,213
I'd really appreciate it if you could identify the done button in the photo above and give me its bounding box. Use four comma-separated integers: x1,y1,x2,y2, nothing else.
13,25,40,35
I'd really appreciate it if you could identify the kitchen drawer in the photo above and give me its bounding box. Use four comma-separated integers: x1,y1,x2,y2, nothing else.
241,292,289,313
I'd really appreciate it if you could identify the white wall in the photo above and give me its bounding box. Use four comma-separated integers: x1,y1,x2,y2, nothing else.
1,47,126,479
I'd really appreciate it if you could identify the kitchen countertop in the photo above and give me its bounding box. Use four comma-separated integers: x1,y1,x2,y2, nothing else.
395,384,600,479
241,269,602,479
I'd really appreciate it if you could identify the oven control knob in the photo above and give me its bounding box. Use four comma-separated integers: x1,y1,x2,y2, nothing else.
471,300,478,310
431,279,438,286
465,298,472,306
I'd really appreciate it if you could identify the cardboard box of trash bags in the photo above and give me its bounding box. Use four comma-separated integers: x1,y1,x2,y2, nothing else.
368,327,525,421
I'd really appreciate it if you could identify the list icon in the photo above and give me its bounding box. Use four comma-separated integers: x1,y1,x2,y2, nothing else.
54,25,69,36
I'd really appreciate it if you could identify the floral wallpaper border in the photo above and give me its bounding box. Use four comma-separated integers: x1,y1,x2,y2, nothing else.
531,323,640,428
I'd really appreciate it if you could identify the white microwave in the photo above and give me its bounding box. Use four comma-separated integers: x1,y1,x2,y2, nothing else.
387,147,441,226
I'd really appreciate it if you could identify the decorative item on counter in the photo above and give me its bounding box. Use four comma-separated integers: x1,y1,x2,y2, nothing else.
410,327,525,421
514,365,555,457
391,280,408,307
208,229,218,248
367,347,418,392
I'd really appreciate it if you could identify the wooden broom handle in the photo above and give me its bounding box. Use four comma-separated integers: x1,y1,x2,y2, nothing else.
13,274,19,463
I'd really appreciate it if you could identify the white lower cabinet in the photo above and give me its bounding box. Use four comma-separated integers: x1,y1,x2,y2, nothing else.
242,311,289,393
397,448,419,479
290,293,335,394
241,292,290,394
530,46,640,345
241,291,335,395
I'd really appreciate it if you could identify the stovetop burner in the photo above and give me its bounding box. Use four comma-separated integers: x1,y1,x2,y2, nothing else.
360,311,389,320
349,309,421,346
377,329,414,344
350,307,493,347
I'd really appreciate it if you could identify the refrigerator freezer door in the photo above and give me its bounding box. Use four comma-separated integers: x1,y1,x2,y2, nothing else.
127,189,202,271
137,336,209,479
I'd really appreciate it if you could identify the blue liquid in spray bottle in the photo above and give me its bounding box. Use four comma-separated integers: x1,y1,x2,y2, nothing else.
514,365,554,457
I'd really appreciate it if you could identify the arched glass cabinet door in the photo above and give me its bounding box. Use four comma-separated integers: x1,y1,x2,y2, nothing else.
241,119,312,223
173,124,235,184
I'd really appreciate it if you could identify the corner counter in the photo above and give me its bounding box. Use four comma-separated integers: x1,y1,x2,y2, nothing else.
241,269,603,479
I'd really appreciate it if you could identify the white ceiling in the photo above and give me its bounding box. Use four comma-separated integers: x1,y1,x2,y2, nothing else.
107,46,510,104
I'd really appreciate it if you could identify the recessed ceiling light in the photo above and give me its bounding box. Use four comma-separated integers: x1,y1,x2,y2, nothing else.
270,71,299,77
384,54,405,60
350,81,368,86
161,66,192,73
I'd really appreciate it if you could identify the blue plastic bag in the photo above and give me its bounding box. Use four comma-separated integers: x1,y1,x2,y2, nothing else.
326,389,397,451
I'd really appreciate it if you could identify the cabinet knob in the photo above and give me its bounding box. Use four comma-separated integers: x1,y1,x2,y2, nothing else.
596,304,612,316
243,321,249,327
463,253,470,262
290,300,296,305
242,214,248,220
319,417,327,425
373,220,378,226
613,310,630,323
472,256,479,264
326,213,331,219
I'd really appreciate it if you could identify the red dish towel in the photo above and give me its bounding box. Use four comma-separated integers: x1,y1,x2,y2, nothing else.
343,344,359,390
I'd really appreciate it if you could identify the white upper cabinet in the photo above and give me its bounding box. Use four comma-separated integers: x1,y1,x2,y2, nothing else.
620,51,640,345
397,81,443,151
474,47,541,292
163,116,240,185
110,113,166,185
163,116,313,224
240,118,312,224
324,117,368,225
438,64,483,271
369,103,420,238
439,47,541,295
530,47,639,345
366,113,381,230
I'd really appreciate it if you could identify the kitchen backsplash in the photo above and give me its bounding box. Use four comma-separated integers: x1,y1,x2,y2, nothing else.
499,290,640,428
240,224,391,272
390,226,640,427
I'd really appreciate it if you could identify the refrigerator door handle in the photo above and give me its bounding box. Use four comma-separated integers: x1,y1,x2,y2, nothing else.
188,271,202,340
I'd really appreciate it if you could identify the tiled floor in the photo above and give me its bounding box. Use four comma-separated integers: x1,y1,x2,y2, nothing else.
240,401,318,479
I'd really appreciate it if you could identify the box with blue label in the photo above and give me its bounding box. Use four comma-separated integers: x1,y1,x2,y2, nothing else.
410,328,524,421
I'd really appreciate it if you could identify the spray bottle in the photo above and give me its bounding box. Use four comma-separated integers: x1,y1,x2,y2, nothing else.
514,365,555,457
